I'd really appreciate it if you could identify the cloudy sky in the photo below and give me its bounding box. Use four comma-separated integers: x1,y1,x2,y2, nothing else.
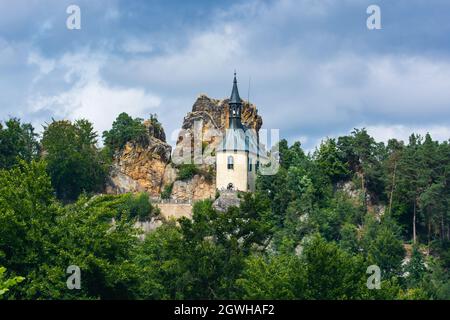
1,0,450,150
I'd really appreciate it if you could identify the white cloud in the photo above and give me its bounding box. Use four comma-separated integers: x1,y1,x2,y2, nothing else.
101,2,450,142
27,51,161,137
2,0,450,150
28,52,55,75
111,23,245,87
364,124,450,144
121,38,154,54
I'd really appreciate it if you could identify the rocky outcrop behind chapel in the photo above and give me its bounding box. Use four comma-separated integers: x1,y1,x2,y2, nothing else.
106,94,262,201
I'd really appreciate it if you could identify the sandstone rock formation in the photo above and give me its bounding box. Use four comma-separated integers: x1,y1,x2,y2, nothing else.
171,174,216,201
173,94,262,167
106,119,174,196
107,94,263,202
168,95,262,200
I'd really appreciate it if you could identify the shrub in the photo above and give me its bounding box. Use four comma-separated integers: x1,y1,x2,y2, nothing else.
120,193,159,221
102,113,148,152
177,164,199,181
161,183,173,199
92,192,159,221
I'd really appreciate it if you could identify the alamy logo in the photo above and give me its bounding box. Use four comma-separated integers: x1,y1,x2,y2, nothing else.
366,265,381,289
66,5,81,30
366,5,382,30
66,265,81,290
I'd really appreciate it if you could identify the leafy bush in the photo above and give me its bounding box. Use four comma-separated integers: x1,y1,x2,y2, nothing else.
0,267,24,298
161,183,173,199
102,113,148,152
0,118,40,170
121,193,156,221
176,164,199,181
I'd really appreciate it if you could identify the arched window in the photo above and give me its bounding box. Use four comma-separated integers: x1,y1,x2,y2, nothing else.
227,155,234,170
248,158,252,172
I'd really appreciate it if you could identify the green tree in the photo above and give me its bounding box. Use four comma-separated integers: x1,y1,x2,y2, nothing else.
0,160,56,276
338,129,386,208
24,195,140,299
41,119,108,201
236,254,306,299
421,258,450,299
0,118,39,169
404,246,426,287
102,113,147,153
360,215,405,278
132,222,186,299
315,138,349,183
0,160,141,299
301,234,366,299
0,266,24,299
176,164,199,181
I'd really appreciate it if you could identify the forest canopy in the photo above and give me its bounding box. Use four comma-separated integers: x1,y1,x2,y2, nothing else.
0,116,448,300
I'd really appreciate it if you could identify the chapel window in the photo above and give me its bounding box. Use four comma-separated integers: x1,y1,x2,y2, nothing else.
227,155,234,170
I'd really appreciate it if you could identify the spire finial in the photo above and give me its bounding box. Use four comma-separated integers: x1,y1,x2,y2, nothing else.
230,71,241,104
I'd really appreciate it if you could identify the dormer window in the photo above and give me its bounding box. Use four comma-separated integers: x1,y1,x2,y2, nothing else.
227,156,234,170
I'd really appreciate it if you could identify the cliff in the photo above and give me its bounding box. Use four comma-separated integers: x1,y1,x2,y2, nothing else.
106,119,173,196
173,94,262,166
106,94,263,201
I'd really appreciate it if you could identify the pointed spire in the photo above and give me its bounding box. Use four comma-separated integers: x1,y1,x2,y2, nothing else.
230,71,241,105
228,71,243,130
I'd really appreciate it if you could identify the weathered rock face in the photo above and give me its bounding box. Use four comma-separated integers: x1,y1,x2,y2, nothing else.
213,190,241,212
190,94,262,131
173,94,262,167
106,120,173,196
107,94,262,202
171,174,216,201
168,94,262,201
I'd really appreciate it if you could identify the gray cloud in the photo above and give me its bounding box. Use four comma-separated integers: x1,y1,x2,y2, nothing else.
1,0,449,150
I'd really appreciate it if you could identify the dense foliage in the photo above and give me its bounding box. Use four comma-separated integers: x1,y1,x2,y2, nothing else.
102,113,148,153
41,119,108,201
0,116,448,300
0,118,39,169
0,267,24,298
176,164,200,181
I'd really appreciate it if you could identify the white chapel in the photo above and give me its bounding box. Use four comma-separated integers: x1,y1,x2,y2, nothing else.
215,73,265,192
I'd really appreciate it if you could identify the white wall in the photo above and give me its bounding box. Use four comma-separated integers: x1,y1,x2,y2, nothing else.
247,156,257,192
216,150,248,191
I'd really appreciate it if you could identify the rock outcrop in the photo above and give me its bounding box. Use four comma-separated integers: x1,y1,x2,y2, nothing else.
188,94,262,130
213,190,241,212
173,95,262,167
106,119,174,196
168,95,262,201
107,94,263,202
171,174,216,201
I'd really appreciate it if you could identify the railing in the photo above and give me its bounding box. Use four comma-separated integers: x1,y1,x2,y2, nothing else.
150,197,193,205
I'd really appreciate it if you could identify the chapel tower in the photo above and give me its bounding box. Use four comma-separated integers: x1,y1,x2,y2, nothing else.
216,72,259,192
